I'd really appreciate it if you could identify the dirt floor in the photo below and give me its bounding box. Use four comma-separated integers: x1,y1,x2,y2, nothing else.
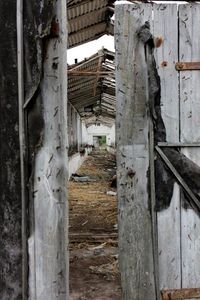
69,149,121,300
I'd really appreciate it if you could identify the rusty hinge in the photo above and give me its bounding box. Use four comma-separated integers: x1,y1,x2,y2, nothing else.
162,288,200,299
176,62,200,71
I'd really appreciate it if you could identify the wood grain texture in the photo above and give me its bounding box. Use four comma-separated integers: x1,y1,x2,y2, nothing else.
28,1,68,299
179,4,200,296
0,1,22,299
115,3,156,299
153,3,181,290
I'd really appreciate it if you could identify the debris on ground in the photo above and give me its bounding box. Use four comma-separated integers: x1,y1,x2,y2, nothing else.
89,259,119,281
71,175,96,182
107,190,117,196
110,174,117,188
69,149,121,300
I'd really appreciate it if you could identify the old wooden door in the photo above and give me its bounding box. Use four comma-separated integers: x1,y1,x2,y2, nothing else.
116,3,200,299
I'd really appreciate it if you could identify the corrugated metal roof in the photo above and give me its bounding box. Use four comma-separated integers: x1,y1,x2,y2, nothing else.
68,48,115,127
67,0,114,48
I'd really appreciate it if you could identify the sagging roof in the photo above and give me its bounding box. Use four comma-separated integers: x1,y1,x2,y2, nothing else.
68,48,115,127
67,0,115,48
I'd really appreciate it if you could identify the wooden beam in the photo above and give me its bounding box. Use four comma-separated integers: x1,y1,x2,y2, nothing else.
175,62,200,71
68,70,115,77
115,3,157,299
155,146,200,213
93,50,104,96
162,288,200,300
158,142,200,147
17,0,28,298
179,4,200,289
68,53,103,71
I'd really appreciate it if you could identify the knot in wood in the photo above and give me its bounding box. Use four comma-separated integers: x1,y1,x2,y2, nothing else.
127,169,136,178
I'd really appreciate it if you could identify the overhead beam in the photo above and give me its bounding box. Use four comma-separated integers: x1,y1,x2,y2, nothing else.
68,70,115,77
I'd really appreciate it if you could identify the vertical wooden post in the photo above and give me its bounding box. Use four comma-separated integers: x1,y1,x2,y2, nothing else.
0,1,23,298
153,3,181,290
179,4,200,292
115,3,156,299
17,0,28,298
28,1,68,299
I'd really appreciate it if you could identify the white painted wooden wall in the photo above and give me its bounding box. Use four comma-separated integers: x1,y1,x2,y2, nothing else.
115,2,200,299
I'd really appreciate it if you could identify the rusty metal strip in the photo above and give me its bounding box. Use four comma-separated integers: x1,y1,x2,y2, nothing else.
176,62,200,71
155,146,200,213
162,288,200,299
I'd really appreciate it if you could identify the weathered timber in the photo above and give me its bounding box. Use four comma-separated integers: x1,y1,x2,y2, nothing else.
115,3,156,299
17,0,28,298
153,3,181,291
28,1,68,299
158,142,200,147
179,4,200,295
155,146,200,213
69,232,118,243
68,71,114,76
0,1,22,299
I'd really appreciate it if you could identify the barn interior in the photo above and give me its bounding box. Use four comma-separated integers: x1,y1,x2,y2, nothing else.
67,1,120,298
2,0,200,299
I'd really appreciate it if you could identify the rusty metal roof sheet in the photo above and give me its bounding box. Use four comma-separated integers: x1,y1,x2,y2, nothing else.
67,0,114,48
68,48,115,127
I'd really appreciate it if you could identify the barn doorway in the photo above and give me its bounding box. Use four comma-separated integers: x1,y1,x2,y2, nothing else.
67,6,120,295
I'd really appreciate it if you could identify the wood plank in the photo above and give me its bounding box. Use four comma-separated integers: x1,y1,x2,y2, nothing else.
153,3,181,291
179,4,200,297
115,3,156,300
158,142,200,147
0,1,22,298
28,1,68,299
17,0,28,298
155,146,200,213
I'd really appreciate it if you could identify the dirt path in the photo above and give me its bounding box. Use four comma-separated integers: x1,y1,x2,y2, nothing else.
69,149,121,299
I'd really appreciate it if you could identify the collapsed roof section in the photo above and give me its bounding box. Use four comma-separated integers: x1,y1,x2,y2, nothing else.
67,0,115,48
68,48,115,127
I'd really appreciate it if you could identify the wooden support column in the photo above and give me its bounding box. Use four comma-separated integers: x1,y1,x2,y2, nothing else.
179,4,200,294
115,3,156,299
0,1,23,298
28,1,68,299
153,3,181,291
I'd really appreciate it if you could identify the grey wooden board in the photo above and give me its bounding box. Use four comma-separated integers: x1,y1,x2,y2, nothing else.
115,3,156,299
153,4,181,290
28,1,68,299
179,4,200,295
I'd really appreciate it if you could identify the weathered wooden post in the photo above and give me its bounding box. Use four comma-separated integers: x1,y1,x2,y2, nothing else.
0,1,23,298
115,3,157,299
28,1,68,299
0,1,68,299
